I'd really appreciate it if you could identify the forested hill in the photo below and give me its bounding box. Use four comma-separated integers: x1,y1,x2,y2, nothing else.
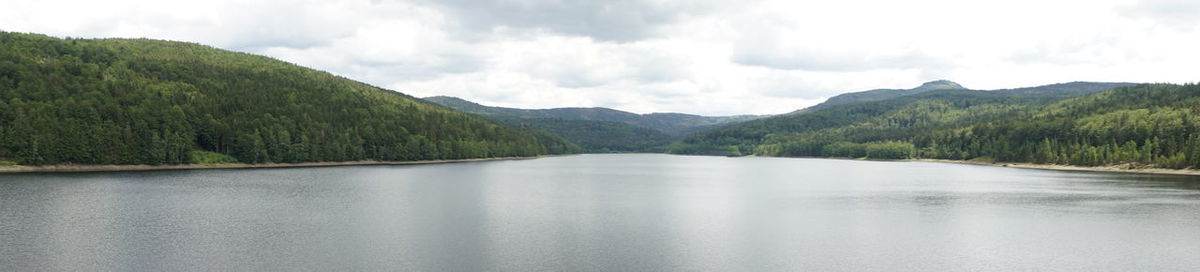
671,81,1137,155
790,80,1135,114
424,96,764,152
793,80,967,113
0,32,578,166
425,96,765,137
665,82,1200,170
914,83,1200,168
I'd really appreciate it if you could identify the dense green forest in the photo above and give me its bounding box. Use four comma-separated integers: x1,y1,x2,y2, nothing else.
792,80,966,114
672,83,1200,169
4,31,1190,169
668,88,1041,156
502,118,673,152
425,96,756,152
670,81,1133,155
0,32,578,166
914,84,1200,168
674,81,1134,155
425,96,763,137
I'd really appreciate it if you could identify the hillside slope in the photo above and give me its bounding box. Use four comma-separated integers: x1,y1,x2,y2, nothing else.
916,83,1200,168
0,32,578,166
506,118,674,152
794,80,966,113
792,80,1134,115
678,82,1200,169
425,96,764,137
423,96,672,152
670,81,1146,160
425,96,764,152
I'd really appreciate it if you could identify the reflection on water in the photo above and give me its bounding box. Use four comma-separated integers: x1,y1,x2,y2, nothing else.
2,154,1200,271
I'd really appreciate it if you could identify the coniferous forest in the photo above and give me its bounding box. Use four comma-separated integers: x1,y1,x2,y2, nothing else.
2,31,1197,171
0,32,578,166
672,83,1200,169
423,96,759,152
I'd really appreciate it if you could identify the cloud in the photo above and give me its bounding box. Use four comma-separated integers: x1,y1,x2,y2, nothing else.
2,0,1199,116
1007,34,1125,66
723,1,965,73
732,47,952,72
1119,0,1200,31
421,0,724,42
0,0,372,50
256,3,485,81
492,37,693,88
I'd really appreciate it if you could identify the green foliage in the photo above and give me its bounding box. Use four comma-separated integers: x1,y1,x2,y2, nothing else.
0,32,577,166
425,96,764,137
800,80,966,112
914,84,1200,168
509,118,673,152
864,141,916,160
674,82,1200,169
823,142,866,158
663,142,743,156
189,150,238,165
671,88,1046,156
424,96,762,152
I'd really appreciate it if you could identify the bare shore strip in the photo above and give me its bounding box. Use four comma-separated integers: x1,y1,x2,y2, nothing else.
0,156,546,174
910,158,1200,176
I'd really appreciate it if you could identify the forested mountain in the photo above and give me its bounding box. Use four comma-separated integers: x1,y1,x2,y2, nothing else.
424,96,762,152
667,82,1200,170
671,81,1134,155
501,118,674,152
670,87,1043,155
912,83,1200,168
790,80,1135,115
0,32,578,166
425,96,764,136
2,31,1182,170
791,80,966,114
985,81,1137,98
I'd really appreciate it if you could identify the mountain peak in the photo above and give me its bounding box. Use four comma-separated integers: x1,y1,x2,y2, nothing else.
913,80,965,91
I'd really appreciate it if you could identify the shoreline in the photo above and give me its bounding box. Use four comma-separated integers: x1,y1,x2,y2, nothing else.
909,158,1200,176
0,156,555,174
6,154,1196,176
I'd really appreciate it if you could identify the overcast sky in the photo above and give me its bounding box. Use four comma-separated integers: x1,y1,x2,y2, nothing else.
2,0,1197,115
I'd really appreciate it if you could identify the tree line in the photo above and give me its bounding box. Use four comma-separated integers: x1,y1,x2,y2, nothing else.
0,32,577,166
673,83,1200,169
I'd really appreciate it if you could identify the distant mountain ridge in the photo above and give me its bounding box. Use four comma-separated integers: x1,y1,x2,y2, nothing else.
667,80,1200,171
986,81,1139,97
793,80,1135,114
424,96,766,137
793,80,967,113
423,96,767,152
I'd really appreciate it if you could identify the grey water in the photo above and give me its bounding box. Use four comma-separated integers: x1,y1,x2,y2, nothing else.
2,154,1200,271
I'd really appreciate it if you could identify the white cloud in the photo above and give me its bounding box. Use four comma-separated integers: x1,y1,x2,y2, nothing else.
2,0,1197,115
1120,0,1200,31
421,0,728,41
491,36,694,88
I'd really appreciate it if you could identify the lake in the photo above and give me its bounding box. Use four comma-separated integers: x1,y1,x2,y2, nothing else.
2,154,1200,271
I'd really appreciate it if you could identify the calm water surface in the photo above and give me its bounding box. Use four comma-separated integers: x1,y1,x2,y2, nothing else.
3,154,1200,271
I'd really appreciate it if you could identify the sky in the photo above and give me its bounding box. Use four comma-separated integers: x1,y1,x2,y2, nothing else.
1,0,1197,116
